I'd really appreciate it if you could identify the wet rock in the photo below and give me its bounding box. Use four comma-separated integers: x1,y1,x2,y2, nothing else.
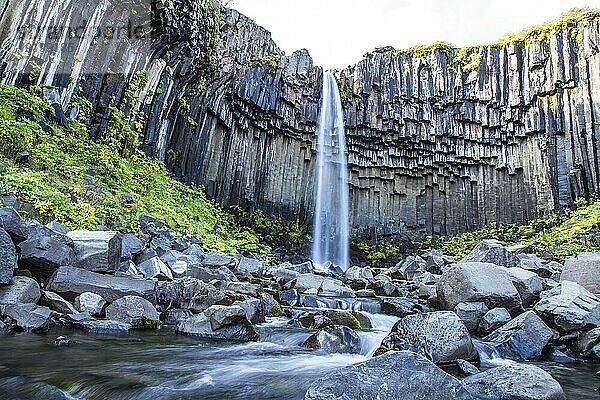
66,230,122,272
120,233,144,261
0,207,28,243
377,311,476,364
454,302,489,333
54,335,76,347
436,262,523,315
3,303,52,332
457,359,480,376
297,312,332,329
0,227,16,285
506,267,543,307
573,328,600,359
136,256,174,281
18,236,75,280
463,363,566,400
355,289,376,298
291,274,355,297
157,277,227,313
176,312,258,341
260,293,282,317
380,297,423,317
202,251,237,269
234,256,264,278
0,276,40,305
389,256,426,280
278,288,298,306
74,292,107,316
162,308,193,325
40,290,77,315
47,266,156,303
204,304,247,330
105,295,160,329
483,311,553,360
561,253,600,294
304,351,475,400
533,280,600,333
303,325,361,354
461,240,519,268
479,307,512,335
234,298,266,324
76,319,131,335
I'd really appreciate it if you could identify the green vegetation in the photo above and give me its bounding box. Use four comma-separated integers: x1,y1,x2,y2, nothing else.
353,240,402,267
0,84,268,257
247,52,281,70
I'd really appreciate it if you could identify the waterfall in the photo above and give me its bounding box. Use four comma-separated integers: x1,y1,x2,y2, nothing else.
312,71,350,271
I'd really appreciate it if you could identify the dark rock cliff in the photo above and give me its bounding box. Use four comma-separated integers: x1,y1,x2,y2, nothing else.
1,1,599,239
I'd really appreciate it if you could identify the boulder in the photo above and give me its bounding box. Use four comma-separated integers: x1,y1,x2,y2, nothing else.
422,250,450,275
457,359,480,376
160,250,190,277
234,256,264,278
271,267,300,284
105,295,160,329
463,363,566,400
436,262,523,315
235,298,266,324
561,252,600,294
188,265,237,282
344,266,374,282
483,311,553,360
176,312,258,341
461,240,519,268
454,302,489,333
66,230,121,272
204,304,247,330
0,276,40,305
298,312,332,329
389,256,426,280
533,280,600,333
202,251,237,269
377,311,476,364
278,288,298,306
3,303,52,332
217,281,261,297
572,328,600,359
136,256,173,281
380,297,423,317
479,308,511,334
40,290,77,314
76,319,131,335
18,236,74,280
518,254,555,278
46,221,70,234
74,292,107,316
157,277,227,313
0,227,16,285
26,221,73,246
284,261,314,274
162,308,193,326
120,233,144,261
0,207,28,243
291,274,355,297
303,325,361,354
304,351,475,400
506,267,543,307
47,266,156,303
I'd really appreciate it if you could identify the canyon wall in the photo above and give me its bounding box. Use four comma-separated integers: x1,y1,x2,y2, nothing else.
1,0,600,239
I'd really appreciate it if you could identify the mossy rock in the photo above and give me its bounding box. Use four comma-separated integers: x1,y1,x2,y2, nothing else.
268,303,283,317
351,312,372,330
327,311,361,330
373,344,390,357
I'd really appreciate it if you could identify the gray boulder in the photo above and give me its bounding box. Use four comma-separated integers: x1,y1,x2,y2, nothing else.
160,250,190,277
217,281,261,297
436,262,523,315
389,256,426,280
18,236,74,280
561,252,600,294
0,276,40,305
380,297,423,317
506,267,543,307
0,207,28,243
66,230,122,272
162,308,193,326
204,304,247,330
479,308,512,334
136,256,173,281
47,266,156,303
4,303,52,332
120,233,144,261
572,328,600,359
454,302,489,333
157,277,227,313
235,298,266,324
40,290,77,314
303,325,361,354
483,311,553,360
176,312,258,341
278,288,298,306
304,351,475,400
188,265,237,282
76,319,131,335
291,274,355,297
461,240,519,268
377,311,476,363
105,295,160,329
0,227,16,285
74,292,107,316
202,251,237,269
234,256,264,278
271,267,300,284
533,280,600,333
463,363,566,400
518,254,555,278
344,266,374,282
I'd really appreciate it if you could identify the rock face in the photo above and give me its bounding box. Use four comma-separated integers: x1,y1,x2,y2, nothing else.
304,351,475,400
66,231,121,273
378,311,476,363
561,253,600,294
2,2,599,239
436,263,522,314
463,363,566,400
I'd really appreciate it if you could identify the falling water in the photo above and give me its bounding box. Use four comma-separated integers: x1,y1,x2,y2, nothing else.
312,71,350,270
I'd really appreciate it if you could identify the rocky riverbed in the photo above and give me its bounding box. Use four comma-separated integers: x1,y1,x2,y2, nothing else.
2,205,600,399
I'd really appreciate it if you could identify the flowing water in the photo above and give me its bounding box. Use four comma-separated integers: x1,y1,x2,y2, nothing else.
0,310,598,399
312,71,350,270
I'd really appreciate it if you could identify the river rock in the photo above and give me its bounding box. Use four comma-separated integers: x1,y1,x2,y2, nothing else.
461,240,520,268
76,319,131,335
74,292,107,316
120,233,144,261
572,328,600,359
136,256,174,280
483,311,553,360
3,303,52,332
457,359,480,376
506,267,544,307
479,308,512,334
303,325,361,354
454,302,489,333
278,288,298,306
344,266,374,282
162,308,193,325
463,363,566,400
234,298,266,324
304,351,475,400
561,253,600,294
0,227,16,285
18,236,74,280
176,312,258,341
66,230,121,272
204,304,247,330
40,290,77,314
47,266,156,303
157,277,227,313
0,276,40,305
0,207,27,243
291,274,355,297
105,295,160,329
436,262,523,315
533,280,600,333
377,311,476,363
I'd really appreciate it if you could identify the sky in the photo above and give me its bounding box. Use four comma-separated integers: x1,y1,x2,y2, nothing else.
232,0,600,69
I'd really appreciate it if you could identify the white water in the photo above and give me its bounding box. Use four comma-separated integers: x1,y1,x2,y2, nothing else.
312,71,351,270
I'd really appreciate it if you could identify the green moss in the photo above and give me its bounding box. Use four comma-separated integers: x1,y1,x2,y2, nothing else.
327,311,361,330
0,84,268,258
123,70,149,108
247,52,281,69
268,303,283,317
354,240,401,266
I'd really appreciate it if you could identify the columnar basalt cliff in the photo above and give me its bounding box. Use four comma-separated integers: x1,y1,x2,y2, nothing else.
1,1,599,239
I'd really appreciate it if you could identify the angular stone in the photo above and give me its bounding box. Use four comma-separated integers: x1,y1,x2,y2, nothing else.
454,302,489,333
40,290,77,315
162,308,193,325
66,230,122,272
160,250,190,277
303,325,361,354
479,308,511,334
278,288,298,306
120,233,144,261
291,274,355,297
389,256,426,280
202,251,237,269
461,240,520,268
188,265,237,282
47,266,156,303
380,297,423,317
18,236,74,280
506,267,543,307
0,227,16,285
76,319,131,335
234,256,264,278
4,303,52,332
105,295,160,329
344,266,374,281
157,277,227,313
74,292,107,316
176,312,258,341
136,256,173,281
561,252,600,294
204,304,246,330
0,276,40,305
235,298,266,324
0,207,28,243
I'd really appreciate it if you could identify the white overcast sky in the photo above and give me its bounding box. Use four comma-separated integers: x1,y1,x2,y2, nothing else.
232,0,600,69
